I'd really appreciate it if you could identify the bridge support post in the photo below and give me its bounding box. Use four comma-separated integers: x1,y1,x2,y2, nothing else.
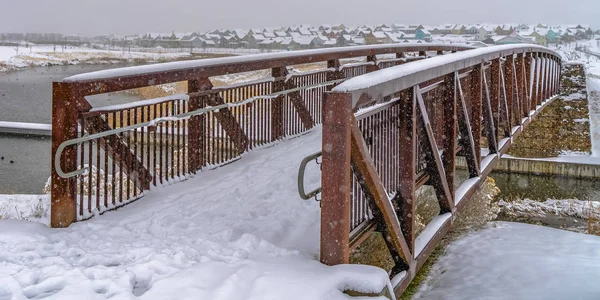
532,53,540,109
397,88,416,252
326,59,344,91
490,59,501,141
442,74,457,200
320,92,353,265
366,55,380,73
524,53,533,114
516,53,526,120
271,67,287,141
50,82,79,228
470,64,483,161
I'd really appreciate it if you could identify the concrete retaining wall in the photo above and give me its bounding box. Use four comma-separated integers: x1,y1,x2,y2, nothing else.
457,156,600,180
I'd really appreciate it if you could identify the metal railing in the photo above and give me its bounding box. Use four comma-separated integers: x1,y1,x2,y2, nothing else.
320,44,561,296
50,43,472,228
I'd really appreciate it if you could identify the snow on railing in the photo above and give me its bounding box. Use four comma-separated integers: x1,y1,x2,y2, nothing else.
63,43,473,83
332,44,561,108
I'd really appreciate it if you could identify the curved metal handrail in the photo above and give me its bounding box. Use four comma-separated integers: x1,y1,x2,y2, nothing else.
297,151,322,200
61,43,474,96
332,44,562,108
54,78,344,179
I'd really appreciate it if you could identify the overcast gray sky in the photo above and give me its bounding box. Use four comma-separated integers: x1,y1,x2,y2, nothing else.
1,0,598,35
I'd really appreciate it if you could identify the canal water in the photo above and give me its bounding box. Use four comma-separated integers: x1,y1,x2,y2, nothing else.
0,64,142,194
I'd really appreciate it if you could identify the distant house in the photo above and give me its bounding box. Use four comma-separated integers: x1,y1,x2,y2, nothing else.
365,31,387,44
495,25,514,35
451,25,466,35
528,31,548,46
336,34,352,47
487,32,531,45
415,29,432,41
244,34,265,48
477,26,494,41
181,36,207,49
546,29,560,44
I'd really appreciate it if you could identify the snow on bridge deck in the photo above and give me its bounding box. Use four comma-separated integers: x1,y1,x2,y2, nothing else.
0,127,392,300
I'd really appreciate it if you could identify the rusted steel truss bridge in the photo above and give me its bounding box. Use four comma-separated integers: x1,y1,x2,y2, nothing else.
50,43,561,296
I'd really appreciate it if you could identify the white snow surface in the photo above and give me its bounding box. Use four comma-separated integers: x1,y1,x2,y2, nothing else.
0,128,391,300
414,222,600,299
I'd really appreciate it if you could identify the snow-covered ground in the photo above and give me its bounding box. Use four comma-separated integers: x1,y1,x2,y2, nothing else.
414,221,600,300
0,128,392,300
0,45,190,72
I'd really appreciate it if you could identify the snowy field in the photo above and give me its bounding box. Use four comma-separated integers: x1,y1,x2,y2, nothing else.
0,128,392,300
0,45,190,72
414,222,600,300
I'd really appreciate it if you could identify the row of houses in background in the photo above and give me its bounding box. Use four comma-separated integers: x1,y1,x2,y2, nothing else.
0,23,594,51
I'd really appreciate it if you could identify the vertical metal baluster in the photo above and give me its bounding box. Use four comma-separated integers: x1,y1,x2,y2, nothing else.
126,109,132,200
104,114,108,209
111,112,116,205
79,117,85,217
170,101,175,180
88,123,92,214
133,107,138,197
157,103,162,184
96,124,101,210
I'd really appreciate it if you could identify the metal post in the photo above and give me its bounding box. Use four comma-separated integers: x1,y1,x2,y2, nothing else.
271,67,287,141
320,92,353,265
442,74,457,198
50,82,79,228
532,53,540,109
490,59,501,140
470,64,483,162
397,88,416,253
516,53,526,120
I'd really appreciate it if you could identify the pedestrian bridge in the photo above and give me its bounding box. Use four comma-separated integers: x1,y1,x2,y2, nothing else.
49,43,561,297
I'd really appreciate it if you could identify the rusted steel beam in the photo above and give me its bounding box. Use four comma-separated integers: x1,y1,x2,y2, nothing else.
416,91,453,214
456,73,480,177
285,81,316,129
187,79,201,172
441,74,457,199
482,71,498,153
490,59,501,139
504,57,516,126
51,82,80,228
511,58,522,124
187,77,212,171
350,119,413,268
271,67,286,141
82,117,152,190
326,59,345,91
366,55,380,73
532,53,540,109
541,54,547,101
396,88,417,253
320,92,353,266
524,53,533,113
470,64,483,162
516,54,526,120
202,84,250,153
498,66,510,137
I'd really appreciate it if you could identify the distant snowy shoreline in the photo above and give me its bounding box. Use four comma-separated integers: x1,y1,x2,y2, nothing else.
0,45,192,73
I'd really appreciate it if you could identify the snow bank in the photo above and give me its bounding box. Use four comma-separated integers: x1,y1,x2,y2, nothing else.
414,222,600,299
0,127,391,300
0,45,189,73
